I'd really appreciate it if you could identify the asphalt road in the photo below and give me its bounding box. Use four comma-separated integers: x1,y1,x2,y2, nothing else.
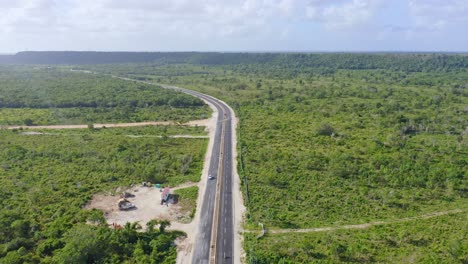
85,72,235,264
159,85,234,264
215,99,234,264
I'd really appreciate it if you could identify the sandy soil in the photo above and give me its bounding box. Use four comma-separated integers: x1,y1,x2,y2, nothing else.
19,131,208,139
85,186,183,227
6,119,211,130
220,101,247,264
85,182,203,238
186,118,211,127
126,135,209,139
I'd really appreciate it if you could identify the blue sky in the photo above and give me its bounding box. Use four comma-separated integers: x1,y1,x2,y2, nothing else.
0,0,467,52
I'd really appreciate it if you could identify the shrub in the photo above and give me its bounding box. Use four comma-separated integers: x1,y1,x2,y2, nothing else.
317,123,335,136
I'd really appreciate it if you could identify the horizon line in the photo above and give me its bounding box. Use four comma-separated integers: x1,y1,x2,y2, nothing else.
1,50,468,55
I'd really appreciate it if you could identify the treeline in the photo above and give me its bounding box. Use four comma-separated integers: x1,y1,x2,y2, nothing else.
1,52,467,72
0,67,204,109
0,52,193,65
2,220,181,264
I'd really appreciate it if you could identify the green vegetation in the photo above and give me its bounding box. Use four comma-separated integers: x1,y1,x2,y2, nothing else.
174,186,199,219
0,66,210,126
13,125,207,137
89,53,467,262
246,212,467,263
5,51,466,72
0,127,207,262
1,53,466,262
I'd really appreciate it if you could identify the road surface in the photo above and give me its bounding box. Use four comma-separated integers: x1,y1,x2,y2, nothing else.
73,70,236,263
158,85,234,264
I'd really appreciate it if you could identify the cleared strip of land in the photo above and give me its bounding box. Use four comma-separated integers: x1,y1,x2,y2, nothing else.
247,209,466,235
3,118,210,130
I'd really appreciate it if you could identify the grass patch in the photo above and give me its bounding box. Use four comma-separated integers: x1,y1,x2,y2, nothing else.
174,186,199,219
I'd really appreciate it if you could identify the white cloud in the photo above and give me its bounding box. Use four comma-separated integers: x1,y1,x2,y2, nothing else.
304,0,384,29
0,0,466,51
323,0,382,29
409,0,467,31
0,0,386,37
0,0,60,33
377,0,468,43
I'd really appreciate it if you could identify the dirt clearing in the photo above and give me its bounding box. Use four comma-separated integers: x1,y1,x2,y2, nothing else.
85,184,197,234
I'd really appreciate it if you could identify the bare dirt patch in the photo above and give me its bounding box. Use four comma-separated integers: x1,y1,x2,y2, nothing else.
85,185,195,232
85,183,200,261
222,102,246,264
185,118,211,127
6,119,209,130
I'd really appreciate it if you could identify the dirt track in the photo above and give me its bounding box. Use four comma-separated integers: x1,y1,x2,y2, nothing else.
5,119,210,130
253,209,466,235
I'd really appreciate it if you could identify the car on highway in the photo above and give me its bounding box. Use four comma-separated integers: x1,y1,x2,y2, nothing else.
208,174,215,180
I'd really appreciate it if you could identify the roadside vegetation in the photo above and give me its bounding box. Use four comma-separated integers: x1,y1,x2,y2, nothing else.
0,65,212,263
89,53,468,262
0,126,207,262
1,53,466,262
174,186,199,221
245,212,467,263
0,66,210,126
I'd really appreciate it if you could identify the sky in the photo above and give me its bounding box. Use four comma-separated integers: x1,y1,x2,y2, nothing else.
0,0,467,53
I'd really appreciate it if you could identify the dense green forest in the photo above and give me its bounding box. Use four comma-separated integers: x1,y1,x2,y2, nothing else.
0,66,209,125
87,53,467,262
0,127,207,262
1,52,467,72
1,53,466,262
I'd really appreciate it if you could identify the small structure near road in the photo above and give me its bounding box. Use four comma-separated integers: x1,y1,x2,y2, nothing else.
161,187,171,205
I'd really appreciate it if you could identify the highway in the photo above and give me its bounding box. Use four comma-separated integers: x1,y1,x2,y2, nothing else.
158,85,234,264
215,99,233,263
75,70,236,263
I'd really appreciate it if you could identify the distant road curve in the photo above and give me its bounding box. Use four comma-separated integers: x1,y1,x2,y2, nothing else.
131,80,239,264
66,69,242,264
